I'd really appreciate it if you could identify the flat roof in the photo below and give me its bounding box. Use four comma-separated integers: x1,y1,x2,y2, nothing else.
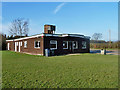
6,33,90,41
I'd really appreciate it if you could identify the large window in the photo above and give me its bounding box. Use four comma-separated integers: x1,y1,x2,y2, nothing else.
50,40,57,49
73,41,78,49
34,41,40,48
82,41,87,49
24,41,27,48
63,41,68,49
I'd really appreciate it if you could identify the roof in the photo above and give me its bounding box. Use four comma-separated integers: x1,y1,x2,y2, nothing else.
6,33,90,41
44,24,56,26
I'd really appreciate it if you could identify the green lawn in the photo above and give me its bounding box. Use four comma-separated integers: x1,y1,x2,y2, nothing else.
2,51,118,88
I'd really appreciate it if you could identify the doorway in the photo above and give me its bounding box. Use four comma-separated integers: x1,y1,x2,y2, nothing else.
68,41,74,53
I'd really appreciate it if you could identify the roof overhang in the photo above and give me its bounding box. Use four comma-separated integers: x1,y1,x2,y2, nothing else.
6,34,44,41
6,33,90,42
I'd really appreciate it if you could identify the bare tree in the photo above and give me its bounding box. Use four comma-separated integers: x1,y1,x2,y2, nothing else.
9,18,29,37
92,33,102,40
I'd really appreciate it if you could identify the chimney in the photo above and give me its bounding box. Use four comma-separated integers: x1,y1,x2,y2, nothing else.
44,24,56,34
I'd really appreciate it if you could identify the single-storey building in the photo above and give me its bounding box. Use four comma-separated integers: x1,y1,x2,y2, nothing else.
6,24,90,56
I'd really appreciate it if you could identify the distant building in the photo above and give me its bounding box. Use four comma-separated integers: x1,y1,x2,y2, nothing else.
6,24,90,56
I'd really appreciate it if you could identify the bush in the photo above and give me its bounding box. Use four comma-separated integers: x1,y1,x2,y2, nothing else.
90,42,119,49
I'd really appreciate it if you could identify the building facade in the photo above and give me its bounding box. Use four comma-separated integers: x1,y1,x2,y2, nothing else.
6,25,90,56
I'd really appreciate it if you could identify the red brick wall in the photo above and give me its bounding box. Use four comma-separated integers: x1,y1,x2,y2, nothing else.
6,37,44,55
6,41,15,51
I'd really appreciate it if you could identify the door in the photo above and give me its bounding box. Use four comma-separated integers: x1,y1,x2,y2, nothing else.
18,42,21,52
7,43,10,50
68,41,73,53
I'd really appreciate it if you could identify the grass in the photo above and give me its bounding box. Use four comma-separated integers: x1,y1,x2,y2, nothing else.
2,51,118,88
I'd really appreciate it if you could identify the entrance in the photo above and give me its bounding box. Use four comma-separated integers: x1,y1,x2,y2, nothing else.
15,42,22,52
68,41,74,53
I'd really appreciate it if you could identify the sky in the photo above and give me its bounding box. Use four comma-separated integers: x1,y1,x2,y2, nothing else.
1,2,118,41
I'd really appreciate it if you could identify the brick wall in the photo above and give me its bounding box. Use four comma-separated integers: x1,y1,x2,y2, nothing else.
6,37,44,55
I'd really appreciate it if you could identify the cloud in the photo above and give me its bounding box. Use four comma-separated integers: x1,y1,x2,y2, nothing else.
53,3,66,14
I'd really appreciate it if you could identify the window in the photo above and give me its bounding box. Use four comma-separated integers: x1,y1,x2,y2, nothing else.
34,41,40,48
24,41,27,48
50,40,57,49
21,42,22,46
16,42,18,46
63,41,68,49
73,41,78,49
82,41,87,49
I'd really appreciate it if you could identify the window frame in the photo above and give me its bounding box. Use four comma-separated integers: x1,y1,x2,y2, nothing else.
50,40,57,50
16,42,18,46
73,41,78,49
34,41,40,48
24,41,27,48
21,42,22,46
82,41,87,49
63,41,68,49
7,43,10,50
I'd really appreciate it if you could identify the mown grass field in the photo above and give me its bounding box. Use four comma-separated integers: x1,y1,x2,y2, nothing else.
2,51,118,88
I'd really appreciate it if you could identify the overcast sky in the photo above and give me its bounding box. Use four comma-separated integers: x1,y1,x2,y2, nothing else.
2,2,118,41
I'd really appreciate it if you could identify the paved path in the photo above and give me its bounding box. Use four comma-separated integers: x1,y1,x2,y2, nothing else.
90,49,119,55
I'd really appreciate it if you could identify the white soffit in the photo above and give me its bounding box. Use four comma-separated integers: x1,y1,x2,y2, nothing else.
6,34,44,41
